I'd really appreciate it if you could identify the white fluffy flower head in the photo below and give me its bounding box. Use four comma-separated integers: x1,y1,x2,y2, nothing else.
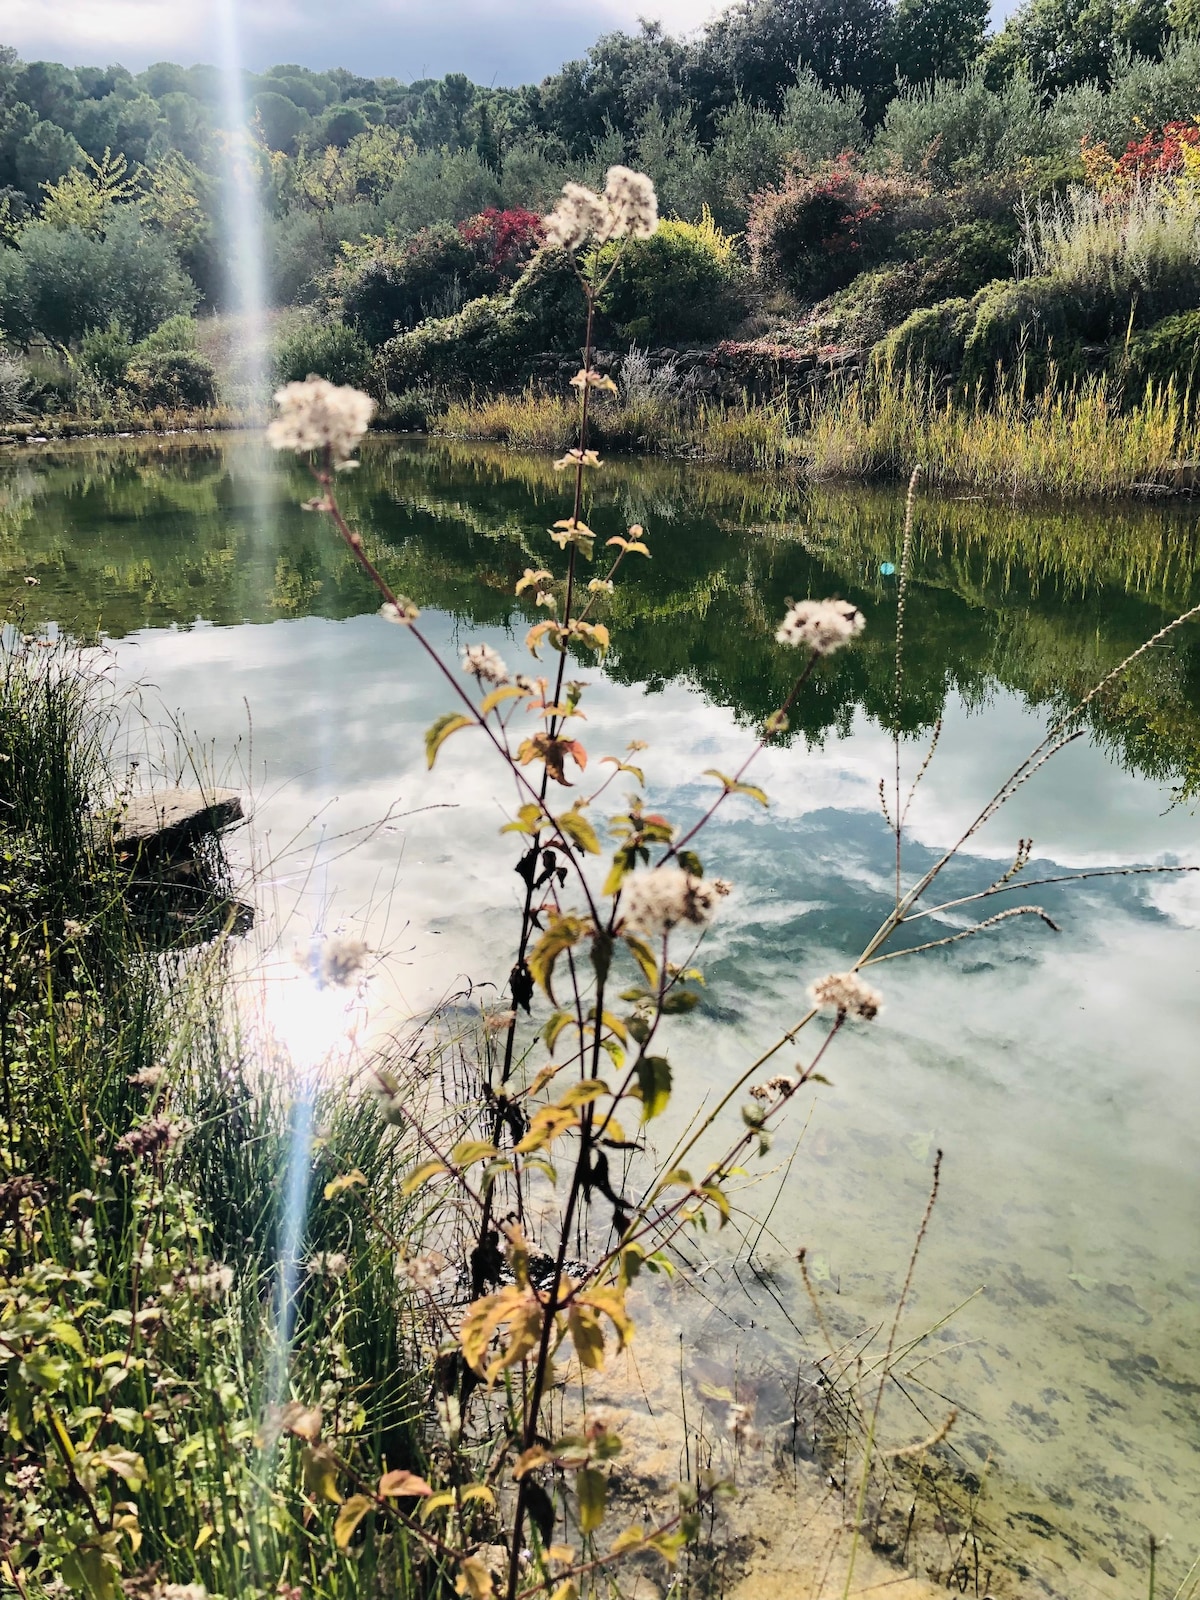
543,168,658,252
622,866,731,938
267,377,375,465
776,599,865,655
603,166,658,239
809,971,882,1021
462,643,509,685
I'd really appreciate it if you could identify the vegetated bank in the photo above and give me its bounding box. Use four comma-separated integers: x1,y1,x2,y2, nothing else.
8,14,1200,494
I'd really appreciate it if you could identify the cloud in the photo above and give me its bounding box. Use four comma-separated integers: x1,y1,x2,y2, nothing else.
4,0,721,81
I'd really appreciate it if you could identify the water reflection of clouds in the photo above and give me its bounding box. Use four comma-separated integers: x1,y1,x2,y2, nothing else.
110,604,1200,1585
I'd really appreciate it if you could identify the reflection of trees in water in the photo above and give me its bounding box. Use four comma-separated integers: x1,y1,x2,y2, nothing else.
4,436,1200,795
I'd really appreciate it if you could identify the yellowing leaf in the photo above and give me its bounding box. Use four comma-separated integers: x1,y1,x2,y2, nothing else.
193,1523,214,1552
401,1159,447,1196
528,914,588,1000
551,1584,579,1600
323,1168,367,1201
425,712,474,769
567,1304,605,1369
576,1286,633,1350
543,1011,576,1052
419,1489,457,1521
50,1320,85,1356
475,685,521,717
631,1055,672,1122
554,1079,610,1109
302,1443,343,1505
333,1494,374,1550
449,1139,500,1169
456,1555,494,1599
555,809,601,855
516,1104,578,1154
514,1444,552,1479
576,1466,607,1534
611,1526,646,1554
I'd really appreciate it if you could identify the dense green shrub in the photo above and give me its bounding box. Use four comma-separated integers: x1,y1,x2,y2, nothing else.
374,296,530,393
78,320,135,386
126,348,217,408
334,212,543,347
1123,309,1200,394
819,219,1016,345
505,248,589,349
960,275,1096,385
274,319,373,388
872,295,977,379
0,216,196,345
136,313,199,353
596,214,744,343
748,159,925,301
335,226,480,345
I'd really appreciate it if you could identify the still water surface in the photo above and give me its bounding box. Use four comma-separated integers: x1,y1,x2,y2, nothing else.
3,435,1198,1596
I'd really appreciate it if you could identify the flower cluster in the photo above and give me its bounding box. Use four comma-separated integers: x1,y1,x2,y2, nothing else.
179,1263,235,1299
749,1073,797,1102
621,866,731,938
400,1250,449,1291
776,598,865,655
267,377,375,466
462,642,509,684
544,167,658,252
809,970,882,1020
307,1251,350,1279
116,1115,189,1160
127,1063,165,1088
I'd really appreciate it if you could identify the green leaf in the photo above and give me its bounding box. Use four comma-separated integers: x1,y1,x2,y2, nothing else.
303,1444,343,1504
632,1055,671,1122
677,849,704,877
50,1320,86,1356
556,809,601,855
333,1494,374,1550
576,1466,607,1534
661,990,700,1014
703,768,768,807
591,930,614,988
425,712,474,769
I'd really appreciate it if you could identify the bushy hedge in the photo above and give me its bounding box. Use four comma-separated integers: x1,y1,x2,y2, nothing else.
0,217,197,346
874,274,1109,389
333,210,543,348
596,215,743,343
748,158,926,300
127,350,217,408
274,319,373,388
375,246,588,395
1123,309,1200,395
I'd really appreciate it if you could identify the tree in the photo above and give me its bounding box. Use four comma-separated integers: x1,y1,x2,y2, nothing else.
982,0,1171,91
689,0,897,130
0,215,196,344
14,119,84,198
39,148,139,232
892,0,990,83
536,23,689,154
253,91,309,153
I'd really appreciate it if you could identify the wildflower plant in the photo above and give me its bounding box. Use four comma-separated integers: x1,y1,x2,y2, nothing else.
266,174,1200,1600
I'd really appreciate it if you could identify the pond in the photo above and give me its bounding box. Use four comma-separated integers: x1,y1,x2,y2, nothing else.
4,434,1199,1597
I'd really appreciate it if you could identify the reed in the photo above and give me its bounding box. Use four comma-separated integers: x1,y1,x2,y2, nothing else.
437,366,1200,499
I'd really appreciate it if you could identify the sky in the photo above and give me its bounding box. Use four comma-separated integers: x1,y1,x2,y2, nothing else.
4,0,724,84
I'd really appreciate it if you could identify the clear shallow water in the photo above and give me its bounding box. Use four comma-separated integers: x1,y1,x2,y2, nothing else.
4,435,1199,1595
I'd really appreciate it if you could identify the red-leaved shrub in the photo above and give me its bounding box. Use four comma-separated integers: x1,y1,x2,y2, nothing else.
747,156,925,302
